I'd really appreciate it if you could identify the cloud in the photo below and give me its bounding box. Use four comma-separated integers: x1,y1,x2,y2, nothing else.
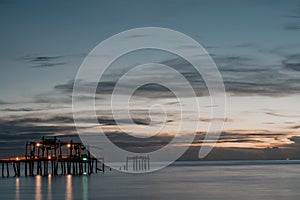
282,54,300,71
264,111,300,118
54,80,75,92
54,55,300,98
105,132,174,153
0,100,11,105
283,6,300,31
285,14,300,19
0,107,295,159
1,108,44,112
200,118,233,123
290,136,300,144
161,55,300,97
21,55,66,68
284,24,300,30
97,116,151,126
194,131,286,143
289,125,300,129
232,43,258,48
55,79,183,98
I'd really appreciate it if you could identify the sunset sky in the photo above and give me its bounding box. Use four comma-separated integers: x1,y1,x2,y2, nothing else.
0,0,299,159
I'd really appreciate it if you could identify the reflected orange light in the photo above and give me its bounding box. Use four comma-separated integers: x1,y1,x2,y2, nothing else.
48,156,51,160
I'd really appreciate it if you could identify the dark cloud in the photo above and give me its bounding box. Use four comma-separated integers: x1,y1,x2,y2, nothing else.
33,93,71,105
33,62,66,68
1,108,44,112
265,111,300,118
54,80,75,92
0,117,75,135
282,54,300,71
194,131,285,144
96,116,151,126
283,5,300,31
221,131,286,139
161,55,300,96
285,14,300,19
105,132,174,153
0,100,12,105
21,55,66,68
284,24,300,30
54,55,300,98
55,79,181,98
289,125,300,129
29,56,63,62
290,136,300,144
232,43,257,48
224,79,299,97
200,118,233,123
214,55,271,73
0,109,295,159
218,139,263,143
0,114,79,158
215,55,253,64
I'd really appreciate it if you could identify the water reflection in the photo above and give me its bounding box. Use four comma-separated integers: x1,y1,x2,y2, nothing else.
82,176,88,200
15,178,19,200
14,174,86,200
66,175,73,200
35,175,42,200
47,175,52,200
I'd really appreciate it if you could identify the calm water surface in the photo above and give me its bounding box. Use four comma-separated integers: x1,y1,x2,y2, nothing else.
1,161,300,200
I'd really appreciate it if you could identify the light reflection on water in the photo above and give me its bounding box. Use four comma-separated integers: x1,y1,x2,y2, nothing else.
5,162,300,200
66,175,72,200
82,176,88,200
35,175,42,200
13,174,88,200
15,178,19,200
48,175,52,200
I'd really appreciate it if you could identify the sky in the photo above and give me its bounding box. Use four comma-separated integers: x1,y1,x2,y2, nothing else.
0,0,300,159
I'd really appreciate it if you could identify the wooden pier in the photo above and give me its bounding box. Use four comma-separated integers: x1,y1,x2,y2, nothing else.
0,136,104,178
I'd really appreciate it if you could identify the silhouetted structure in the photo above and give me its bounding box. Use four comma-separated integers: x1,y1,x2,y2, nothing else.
125,155,150,171
0,136,104,177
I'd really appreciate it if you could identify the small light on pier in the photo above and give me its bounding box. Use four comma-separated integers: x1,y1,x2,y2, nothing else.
36,143,41,147
16,157,19,161
67,144,71,148
48,156,51,160
82,157,88,161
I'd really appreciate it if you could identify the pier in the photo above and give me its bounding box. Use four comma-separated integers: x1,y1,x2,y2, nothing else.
0,136,104,177
125,155,150,171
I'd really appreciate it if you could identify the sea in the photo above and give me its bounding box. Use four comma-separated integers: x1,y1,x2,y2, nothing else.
1,160,300,200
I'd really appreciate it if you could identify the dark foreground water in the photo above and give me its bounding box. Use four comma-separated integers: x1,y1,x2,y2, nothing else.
1,161,300,200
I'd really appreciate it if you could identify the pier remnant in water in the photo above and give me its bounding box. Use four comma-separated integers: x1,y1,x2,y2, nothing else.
125,155,150,171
